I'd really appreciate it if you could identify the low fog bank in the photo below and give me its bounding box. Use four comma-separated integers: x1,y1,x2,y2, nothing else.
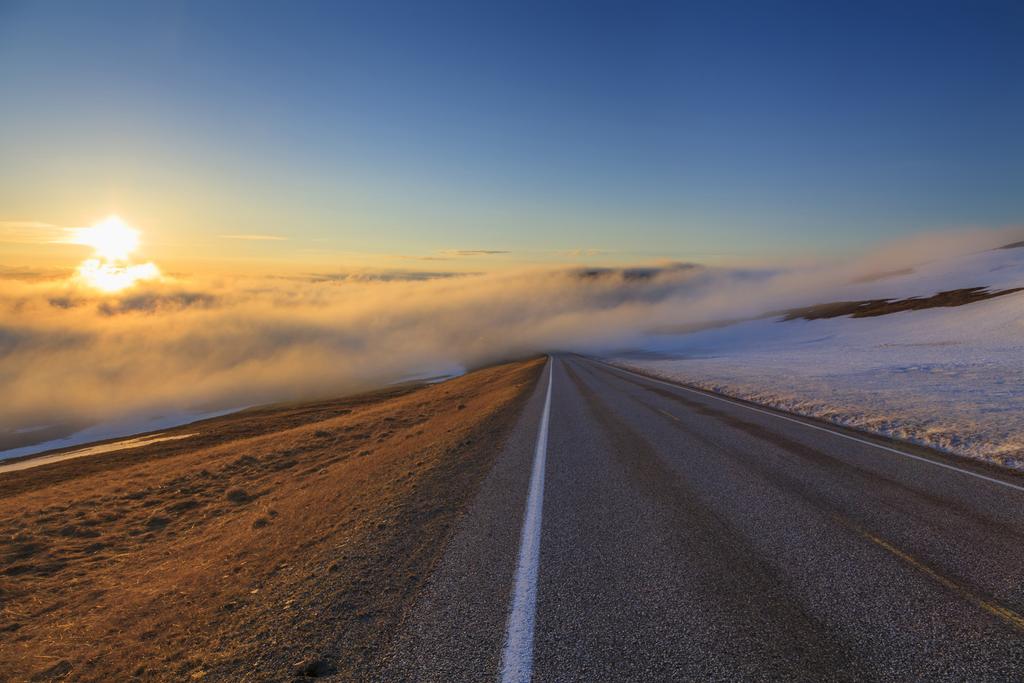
1,227,1019,455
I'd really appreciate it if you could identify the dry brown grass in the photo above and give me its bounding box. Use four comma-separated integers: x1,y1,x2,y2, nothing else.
781,286,1024,321
0,357,543,682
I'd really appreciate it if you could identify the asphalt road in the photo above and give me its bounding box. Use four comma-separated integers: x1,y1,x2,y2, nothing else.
379,354,1024,681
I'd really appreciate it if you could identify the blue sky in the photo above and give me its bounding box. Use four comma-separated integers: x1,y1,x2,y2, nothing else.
1,0,1022,269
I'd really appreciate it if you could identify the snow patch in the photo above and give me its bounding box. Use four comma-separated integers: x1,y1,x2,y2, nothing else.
612,247,1024,470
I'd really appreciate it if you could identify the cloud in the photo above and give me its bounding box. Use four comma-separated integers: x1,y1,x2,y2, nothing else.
0,265,72,281
439,249,510,256
0,220,59,229
574,263,699,281
302,270,467,282
96,291,218,315
402,250,509,261
1,226,1022,451
0,220,67,245
219,234,288,241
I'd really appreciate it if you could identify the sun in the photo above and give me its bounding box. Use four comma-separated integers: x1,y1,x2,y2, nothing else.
69,215,140,261
69,215,161,292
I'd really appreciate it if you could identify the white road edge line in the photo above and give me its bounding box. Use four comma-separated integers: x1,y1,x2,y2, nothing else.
499,356,554,683
598,359,1024,495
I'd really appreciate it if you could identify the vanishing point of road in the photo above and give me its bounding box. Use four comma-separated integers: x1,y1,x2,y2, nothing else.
380,354,1024,681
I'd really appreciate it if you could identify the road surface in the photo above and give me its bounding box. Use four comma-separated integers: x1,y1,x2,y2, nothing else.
380,354,1024,681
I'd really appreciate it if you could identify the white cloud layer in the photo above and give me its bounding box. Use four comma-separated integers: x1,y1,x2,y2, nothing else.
1,227,1020,451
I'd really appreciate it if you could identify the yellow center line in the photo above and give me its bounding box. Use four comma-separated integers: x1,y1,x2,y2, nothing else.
836,515,1024,633
656,407,680,422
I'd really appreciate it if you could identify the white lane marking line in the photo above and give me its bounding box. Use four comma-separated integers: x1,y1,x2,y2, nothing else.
598,360,1024,495
500,357,553,683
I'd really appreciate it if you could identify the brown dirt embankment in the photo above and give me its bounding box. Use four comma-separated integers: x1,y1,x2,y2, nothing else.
0,357,544,682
